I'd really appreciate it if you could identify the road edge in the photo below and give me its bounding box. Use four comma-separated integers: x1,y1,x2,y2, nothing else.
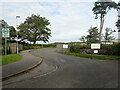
1,57,43,81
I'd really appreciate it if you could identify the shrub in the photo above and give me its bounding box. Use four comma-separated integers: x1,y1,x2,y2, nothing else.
111,43,120,56
1,46,4,55
70,45,80,53
23,43,56,50
69,43,120,56
100,43,120,56
69,45,90,53
37,44,56,48
100,44,112,55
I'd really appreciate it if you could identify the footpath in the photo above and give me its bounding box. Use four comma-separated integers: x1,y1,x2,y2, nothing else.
1,50,43,80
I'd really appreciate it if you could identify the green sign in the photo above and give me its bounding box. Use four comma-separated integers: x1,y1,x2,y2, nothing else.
2,28,10,37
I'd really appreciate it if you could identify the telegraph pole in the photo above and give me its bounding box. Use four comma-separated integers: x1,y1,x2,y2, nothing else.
16,16,20,54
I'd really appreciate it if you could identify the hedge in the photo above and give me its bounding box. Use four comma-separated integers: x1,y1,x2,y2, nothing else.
69,43,120,56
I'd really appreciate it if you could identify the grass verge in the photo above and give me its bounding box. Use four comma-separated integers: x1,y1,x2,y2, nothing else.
0,54,23,66
58,52,120,60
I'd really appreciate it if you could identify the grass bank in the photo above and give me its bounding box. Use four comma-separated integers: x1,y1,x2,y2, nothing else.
0,54,23,66
58,52,120,60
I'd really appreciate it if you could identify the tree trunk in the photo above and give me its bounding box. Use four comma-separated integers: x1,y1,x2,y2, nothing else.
99,15,104,42
33,41,36,45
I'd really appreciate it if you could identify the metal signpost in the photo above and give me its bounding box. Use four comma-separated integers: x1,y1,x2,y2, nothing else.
2,28,10,55
2,28,10,38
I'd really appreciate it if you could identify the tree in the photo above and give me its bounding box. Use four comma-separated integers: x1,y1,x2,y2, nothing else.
104,28,115,43
79,36,86,42
0,19,9,44
92,0,117,41
8,26,17,41
116,2,120,31
86,26,99,43
116,19,120,32
0,19,8,28
0,20,18,43
18,14,51,44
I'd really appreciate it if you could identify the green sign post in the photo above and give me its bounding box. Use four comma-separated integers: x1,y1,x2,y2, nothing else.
2,28,10,56
2,28,10,37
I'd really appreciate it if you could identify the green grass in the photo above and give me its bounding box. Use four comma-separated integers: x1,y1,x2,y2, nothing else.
0,54,23,66
58,52,120,60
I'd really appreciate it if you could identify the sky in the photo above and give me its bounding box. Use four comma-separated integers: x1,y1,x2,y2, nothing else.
0,0,119,43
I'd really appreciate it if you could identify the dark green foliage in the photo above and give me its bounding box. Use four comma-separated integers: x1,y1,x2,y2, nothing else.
1,20,19,55
2,48,5,55
100,44,113,55
70,45,80,53
111,43,120,56
104,28,115,42
92,2,117,18
69,45,90,53
8,26,17,41
23,43,33,50
18,14,51,44
79,36,86,42
92,1,117,41
99,43,120,56
69,43,120,56
79,26,100,43
116,17,120,30
86,27,100,43
23,43,56,50
38,43,56,47
0,19,9,28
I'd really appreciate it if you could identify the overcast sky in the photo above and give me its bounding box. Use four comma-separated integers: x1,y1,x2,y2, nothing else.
0,0,119,43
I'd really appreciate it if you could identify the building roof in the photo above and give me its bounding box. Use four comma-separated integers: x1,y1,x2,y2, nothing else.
110,39,120,43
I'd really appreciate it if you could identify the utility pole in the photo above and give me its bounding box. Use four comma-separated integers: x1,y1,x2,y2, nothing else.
16,16,20,54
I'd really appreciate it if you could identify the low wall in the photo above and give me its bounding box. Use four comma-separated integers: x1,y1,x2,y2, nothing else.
8,43,16,54
2,43,23,54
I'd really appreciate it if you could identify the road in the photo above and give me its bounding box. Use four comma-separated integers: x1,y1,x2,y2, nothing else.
3,48,118,88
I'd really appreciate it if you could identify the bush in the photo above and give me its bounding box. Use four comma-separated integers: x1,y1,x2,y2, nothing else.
70,45,80,53
100,44,113,55
111,43,120,56
69,43,120,56
23,43,56,50
2,47,5,55
37,44,56,48
69,45,90,53
100,43,120,56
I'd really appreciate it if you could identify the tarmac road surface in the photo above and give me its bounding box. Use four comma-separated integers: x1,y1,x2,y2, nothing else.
3,48,118,88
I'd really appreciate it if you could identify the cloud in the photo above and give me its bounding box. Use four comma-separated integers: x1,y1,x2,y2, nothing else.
0,0,119,3
1,1,118,43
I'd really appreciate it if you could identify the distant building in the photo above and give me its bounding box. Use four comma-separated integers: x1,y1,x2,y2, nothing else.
101,41,113,44
101,39,120,44
110,39,120,43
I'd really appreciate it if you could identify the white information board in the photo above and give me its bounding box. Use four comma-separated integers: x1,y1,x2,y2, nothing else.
94,50,98,54
91,43,100,49
63,44,68,48
2,28,10,37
